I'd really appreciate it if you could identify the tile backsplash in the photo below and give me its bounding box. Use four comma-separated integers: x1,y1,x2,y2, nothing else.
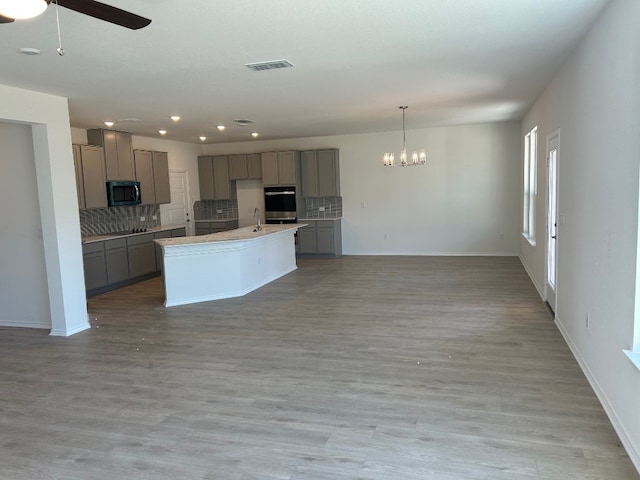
304,196,342,218
80,205,160,237
194,200,238,220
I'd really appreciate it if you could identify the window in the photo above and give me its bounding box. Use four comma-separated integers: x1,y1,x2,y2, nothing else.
522,126,537,245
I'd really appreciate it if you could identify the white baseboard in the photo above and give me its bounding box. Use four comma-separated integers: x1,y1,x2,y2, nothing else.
0,319,50,329
555,317,640,474
518,254,544,300
50,320,91,337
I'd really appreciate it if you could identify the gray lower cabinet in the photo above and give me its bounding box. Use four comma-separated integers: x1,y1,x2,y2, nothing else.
297,226,316,254
105,238,129,284
82,242,107,290
298,219,342,256
83,227,187,296
127,234,156,277
154,230,171,269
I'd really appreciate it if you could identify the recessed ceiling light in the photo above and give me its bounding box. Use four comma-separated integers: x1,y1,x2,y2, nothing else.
158,130,167,135
217,125,225,131
199,136,207,142
170,115,181,122
251,132,259,138
104,121,114,127
18,47,42,56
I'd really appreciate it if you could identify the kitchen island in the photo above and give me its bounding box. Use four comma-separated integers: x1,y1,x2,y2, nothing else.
155,223,305,307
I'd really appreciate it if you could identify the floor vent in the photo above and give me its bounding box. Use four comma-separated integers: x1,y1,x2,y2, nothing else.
244,59,294,71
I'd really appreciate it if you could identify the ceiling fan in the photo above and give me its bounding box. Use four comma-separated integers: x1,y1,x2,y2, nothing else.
0,0,151,30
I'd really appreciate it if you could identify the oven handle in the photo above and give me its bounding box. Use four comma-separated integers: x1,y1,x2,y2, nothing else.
265,191,295,196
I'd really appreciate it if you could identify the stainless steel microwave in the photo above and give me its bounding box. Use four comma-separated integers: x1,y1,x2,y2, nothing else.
106,181,141,207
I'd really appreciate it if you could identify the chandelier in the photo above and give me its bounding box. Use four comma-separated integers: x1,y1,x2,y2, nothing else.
383,106,427,167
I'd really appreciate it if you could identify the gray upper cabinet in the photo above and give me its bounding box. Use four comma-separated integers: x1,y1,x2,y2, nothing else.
198,156,215,200
152,151,171,204
134,149,171,205
134,150,155,205
213,156,233,199
225,153,263,181
261,151,299,186
198,156,236,200
300,151,318,197
229,154,248,180
247,153,262,179
87,129,135,181
74,144,107,209
300,149,340,197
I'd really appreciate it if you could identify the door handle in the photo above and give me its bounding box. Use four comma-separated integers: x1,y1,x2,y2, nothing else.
551,235,556,239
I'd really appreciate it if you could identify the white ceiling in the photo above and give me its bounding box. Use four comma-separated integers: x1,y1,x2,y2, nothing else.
0,0,609,144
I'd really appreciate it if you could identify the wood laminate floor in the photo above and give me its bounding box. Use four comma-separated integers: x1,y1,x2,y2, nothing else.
1,256,638,479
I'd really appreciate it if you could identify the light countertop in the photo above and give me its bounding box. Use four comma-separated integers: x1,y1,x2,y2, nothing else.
82,224,187,244
195,218,239,223
155,223,306,248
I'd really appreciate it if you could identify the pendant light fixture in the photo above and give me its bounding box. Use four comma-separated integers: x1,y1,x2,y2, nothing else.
383,106,427,167
0,0,47,19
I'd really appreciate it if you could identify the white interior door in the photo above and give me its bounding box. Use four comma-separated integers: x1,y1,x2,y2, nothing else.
164,170,193,235
545,132,560,313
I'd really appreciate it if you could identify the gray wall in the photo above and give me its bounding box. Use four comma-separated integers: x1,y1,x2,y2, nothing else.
0,122,50,328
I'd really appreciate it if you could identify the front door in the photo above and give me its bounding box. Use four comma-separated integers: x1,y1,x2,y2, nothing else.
545,131,560,314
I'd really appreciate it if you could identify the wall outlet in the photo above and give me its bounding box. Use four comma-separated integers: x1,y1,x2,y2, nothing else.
152,215,157,221
140,216,145,221
585,312,590,329
319,207,325,212
384,233,389,240
361,201,367,208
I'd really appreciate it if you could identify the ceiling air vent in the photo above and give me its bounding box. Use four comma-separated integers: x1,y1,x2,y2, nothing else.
234,119,255,126
244,59,294,72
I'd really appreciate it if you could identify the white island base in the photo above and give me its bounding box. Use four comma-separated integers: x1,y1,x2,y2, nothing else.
155,224,304,307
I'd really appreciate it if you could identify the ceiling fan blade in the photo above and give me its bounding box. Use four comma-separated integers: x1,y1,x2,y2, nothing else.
0,14,15,24
55,0,151,30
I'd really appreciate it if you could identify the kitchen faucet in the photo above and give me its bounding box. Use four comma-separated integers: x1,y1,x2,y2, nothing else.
254,207,261,231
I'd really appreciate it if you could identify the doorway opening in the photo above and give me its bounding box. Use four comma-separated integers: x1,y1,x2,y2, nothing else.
545,130,560,315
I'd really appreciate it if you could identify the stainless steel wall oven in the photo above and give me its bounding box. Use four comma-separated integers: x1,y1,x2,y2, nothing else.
264,186,297,224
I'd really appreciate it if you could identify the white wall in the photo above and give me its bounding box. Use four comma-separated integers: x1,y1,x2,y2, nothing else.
237,180,265,228
203,122,521,255
0,122,50,328
0,85,89,336
520,0,640,471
